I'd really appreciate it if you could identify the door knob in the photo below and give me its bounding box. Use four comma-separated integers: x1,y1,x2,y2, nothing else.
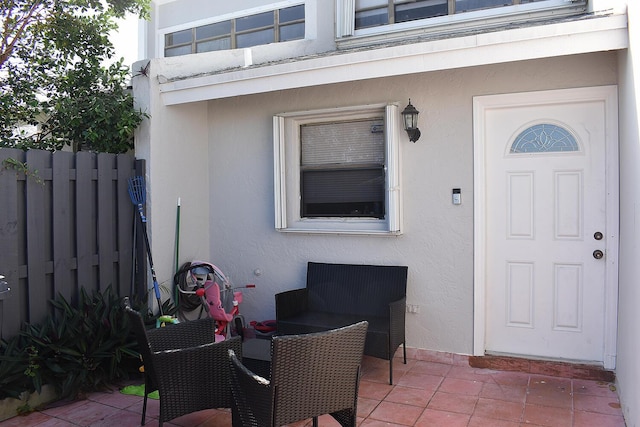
593,250,604,260
594,232,603,240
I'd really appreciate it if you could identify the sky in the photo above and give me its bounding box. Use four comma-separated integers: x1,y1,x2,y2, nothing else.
111,14,141,69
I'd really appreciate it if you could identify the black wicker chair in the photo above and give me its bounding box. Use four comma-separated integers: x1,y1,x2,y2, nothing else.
276,262,407,384
123,298,241,426
228,321,368,427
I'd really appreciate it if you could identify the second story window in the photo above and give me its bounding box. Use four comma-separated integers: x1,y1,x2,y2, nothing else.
355,0,547,30
164,4,305,57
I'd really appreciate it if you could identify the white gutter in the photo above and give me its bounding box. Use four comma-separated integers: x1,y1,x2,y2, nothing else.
159,13,628,106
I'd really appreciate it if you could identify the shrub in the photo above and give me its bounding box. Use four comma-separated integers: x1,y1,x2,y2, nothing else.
0,287,149,400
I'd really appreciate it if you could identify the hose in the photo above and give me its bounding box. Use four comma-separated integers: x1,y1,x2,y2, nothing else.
173,262,204,317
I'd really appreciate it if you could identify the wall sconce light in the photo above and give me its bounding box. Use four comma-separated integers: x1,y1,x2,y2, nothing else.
401,99,421,142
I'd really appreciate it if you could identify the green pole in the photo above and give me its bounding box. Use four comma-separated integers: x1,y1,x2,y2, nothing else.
174,197,181,304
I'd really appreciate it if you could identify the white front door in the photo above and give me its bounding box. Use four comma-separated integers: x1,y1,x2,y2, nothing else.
473,86,619,368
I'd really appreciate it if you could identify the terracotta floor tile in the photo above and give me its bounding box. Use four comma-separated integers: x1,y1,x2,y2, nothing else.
360,419,407,427
522,403,572,427
0,412,54,427
529,375,572,391
480,382,527,403
573,379,618,397
427,391,478,414
45,401,121,426
16,418,77,427
401,347,419,360
367,401,424,425
409,360,452,376
384,385,435,407
395,372,443,391
526,388,573,409
125,395,160,418
86,389,142,409
472,397,524,422
446,365,499,383
362,365,397,384
414,408,470,427
467,415,521,427
573,394,623,416
573,410,627,427
490,370,531,387
415,349,454,364
86,409,145,427
357,397,380,419
438,377,484,396
359,379,393,400
293,414,342,426
38,399,90,417
364,355,390,369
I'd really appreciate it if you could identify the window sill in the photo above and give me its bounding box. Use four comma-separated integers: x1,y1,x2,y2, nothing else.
277,217,402,236
277,228,403,236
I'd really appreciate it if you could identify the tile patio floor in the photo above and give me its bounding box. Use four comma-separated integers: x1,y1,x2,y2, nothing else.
0,350,625,427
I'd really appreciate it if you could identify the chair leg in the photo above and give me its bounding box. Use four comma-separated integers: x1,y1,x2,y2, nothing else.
389,357,393,385
312,416,319,427
141,393,147,425
403,341,407,364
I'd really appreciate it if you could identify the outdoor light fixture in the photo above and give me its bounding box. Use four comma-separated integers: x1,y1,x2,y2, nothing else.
401,99,421,142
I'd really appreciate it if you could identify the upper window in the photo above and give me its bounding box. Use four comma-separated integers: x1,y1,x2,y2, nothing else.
355,0,557,29
338,0,587,43
274,104,402,234
164,4,305,57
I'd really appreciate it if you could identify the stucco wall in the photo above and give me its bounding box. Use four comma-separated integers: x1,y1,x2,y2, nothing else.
133,64,213,299
616,3,640,426
194,52,617,354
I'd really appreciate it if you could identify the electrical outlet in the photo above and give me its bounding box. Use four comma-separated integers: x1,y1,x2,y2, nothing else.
406,304,420,314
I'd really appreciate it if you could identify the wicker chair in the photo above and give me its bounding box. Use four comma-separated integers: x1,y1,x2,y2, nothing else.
123,299,241,426
228,321,368,427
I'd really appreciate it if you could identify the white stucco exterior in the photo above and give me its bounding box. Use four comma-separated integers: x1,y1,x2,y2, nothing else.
134,1,640,425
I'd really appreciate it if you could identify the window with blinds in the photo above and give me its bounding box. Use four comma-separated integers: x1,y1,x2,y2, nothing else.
273,103,402,235
300,119,385,218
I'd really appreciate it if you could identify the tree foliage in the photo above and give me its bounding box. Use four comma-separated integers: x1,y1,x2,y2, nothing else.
0,0,149,153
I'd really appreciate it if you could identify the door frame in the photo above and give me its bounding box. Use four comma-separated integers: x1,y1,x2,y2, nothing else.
472,86,619,369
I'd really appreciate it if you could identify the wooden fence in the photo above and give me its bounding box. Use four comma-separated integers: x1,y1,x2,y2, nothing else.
0,148,147,339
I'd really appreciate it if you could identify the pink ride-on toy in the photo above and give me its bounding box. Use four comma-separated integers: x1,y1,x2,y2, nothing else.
174,261,254,340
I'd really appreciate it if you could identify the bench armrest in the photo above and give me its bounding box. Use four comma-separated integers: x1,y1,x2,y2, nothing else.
275,288,308,320
389,296,406,350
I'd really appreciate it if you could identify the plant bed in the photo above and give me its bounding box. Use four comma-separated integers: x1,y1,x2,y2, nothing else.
0,384,58,422
0,287,168,422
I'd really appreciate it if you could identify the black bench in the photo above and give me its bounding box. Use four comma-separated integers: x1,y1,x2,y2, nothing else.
275,262,408,384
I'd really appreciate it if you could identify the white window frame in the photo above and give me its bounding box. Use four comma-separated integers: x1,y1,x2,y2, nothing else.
156,0,308,58
274,103,403,235
336,0,587,47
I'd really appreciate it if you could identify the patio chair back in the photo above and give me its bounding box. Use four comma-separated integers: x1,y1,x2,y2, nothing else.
229,320,368,427
124,298,241,426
